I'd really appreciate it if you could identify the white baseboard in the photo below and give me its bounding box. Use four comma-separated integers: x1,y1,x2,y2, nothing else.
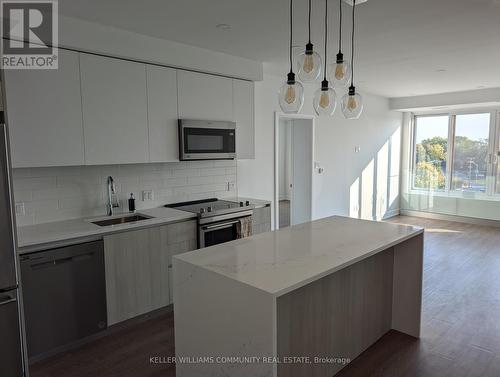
400,209,500,228
381,208,400,220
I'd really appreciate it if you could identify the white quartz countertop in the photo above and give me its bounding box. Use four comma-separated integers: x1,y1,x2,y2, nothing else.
175,216,424,297
17,207,196,253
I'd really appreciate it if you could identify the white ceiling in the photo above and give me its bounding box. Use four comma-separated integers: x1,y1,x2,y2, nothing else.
58,0,500,98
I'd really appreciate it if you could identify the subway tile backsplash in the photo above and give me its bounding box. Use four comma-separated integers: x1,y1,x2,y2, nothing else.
13,160,237,226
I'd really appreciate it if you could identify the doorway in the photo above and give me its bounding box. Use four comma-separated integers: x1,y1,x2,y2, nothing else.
274,113,315,230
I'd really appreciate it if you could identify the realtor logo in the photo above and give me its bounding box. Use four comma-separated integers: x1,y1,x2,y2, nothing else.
1,0,58,69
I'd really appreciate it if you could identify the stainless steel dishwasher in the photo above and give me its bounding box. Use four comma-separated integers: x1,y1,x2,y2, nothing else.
20,240,107,359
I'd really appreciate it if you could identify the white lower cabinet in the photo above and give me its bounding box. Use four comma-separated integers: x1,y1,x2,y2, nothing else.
252,206,272,234
103,220,196,325
163,221,198,304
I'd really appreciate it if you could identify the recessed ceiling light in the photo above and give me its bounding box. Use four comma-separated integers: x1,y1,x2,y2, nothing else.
216,24,231,31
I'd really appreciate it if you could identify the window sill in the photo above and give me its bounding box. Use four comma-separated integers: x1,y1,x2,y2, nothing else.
407,189,500,202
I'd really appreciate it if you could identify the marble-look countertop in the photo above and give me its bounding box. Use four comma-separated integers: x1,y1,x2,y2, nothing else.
16,197,271,254
17,207,196,253
175,216,424,297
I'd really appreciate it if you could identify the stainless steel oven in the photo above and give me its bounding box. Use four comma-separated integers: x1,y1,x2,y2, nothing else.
178,119,236,160
199,210,253,248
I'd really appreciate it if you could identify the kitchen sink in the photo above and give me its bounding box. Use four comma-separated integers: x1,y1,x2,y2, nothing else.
91,214,153,227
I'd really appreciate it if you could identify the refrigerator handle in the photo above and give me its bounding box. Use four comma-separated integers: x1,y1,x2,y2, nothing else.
0,294,17,306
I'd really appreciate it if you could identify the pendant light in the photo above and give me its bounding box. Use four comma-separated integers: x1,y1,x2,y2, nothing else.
297,0,322,82
329,0,351,86
341,0,363,119
279,0,305,113
313,0,336,116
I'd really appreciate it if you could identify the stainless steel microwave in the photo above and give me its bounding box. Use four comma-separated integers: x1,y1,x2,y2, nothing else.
178,119,236,161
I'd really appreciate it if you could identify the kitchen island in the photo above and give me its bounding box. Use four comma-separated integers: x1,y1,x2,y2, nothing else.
173,216,424,377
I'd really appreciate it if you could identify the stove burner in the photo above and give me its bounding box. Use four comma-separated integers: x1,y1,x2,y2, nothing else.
165,198,253,218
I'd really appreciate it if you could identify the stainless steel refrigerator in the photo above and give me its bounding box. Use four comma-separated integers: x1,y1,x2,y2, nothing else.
0,120,26,376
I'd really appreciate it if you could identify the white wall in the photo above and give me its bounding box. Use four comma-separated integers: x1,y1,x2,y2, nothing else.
390,88,500,112
13,160,237,226
237,74,403,227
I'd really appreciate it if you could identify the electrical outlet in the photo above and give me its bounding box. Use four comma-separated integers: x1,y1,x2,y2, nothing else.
227,182,236,191
142,190,154,201
15,202,25,216
354,146,361,153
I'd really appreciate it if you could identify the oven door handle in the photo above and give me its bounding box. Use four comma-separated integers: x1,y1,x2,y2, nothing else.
201,220,241,231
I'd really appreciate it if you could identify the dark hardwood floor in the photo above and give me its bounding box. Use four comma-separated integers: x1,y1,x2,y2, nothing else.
31,216,500,377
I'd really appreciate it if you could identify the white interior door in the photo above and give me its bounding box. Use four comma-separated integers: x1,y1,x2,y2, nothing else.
290,119,313,225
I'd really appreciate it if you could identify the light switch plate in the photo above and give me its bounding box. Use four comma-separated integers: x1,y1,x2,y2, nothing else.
142,190,154,201
15,203,25,216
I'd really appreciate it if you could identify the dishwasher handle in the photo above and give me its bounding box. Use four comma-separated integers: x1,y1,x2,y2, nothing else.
28,251,95,270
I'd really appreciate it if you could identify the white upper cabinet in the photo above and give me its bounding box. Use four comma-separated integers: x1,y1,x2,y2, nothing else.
177,71,233,121
4,49,255,167
233,80,255,159
80,54,149,165
146,66,179,162
4,49,85,168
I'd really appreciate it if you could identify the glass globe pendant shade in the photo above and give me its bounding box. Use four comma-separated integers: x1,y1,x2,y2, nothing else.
296,43,322,82
278,72,305,114
341,86,363,119
313,80,337,116
329,52,351,87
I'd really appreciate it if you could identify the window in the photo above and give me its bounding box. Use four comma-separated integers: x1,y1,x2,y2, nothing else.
413,115,449,190
451,113,490,192
412,111,498,195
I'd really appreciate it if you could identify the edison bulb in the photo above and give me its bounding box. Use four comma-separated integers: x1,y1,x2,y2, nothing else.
279,75,304,114
319,92,330,108
313,82,337,116
329,61,351,87
285,85,296,104
296,47,322,82
341,88,363,119
328,54,351,87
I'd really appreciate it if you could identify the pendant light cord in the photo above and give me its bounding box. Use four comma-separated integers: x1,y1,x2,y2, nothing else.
308,0,312,43
338,0,342,52
350,0,356,87
323,0,328,80
289,0,293,73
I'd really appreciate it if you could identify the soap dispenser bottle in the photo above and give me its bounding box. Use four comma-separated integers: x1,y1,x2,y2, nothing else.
128,193,136,212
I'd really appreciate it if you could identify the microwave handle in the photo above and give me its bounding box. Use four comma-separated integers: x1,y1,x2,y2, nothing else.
201,220,240,231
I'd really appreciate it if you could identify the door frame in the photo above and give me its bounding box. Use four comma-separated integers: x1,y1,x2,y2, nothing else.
274,112,315,230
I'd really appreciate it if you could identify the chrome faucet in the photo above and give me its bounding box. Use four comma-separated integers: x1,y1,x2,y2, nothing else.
106,176,119,216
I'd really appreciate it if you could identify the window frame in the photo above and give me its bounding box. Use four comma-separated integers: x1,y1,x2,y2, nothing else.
411,113,450,192
411,108,500,197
